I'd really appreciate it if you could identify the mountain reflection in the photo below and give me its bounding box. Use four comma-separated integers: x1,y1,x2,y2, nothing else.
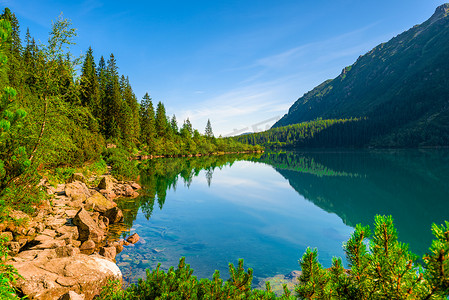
255,150,449,256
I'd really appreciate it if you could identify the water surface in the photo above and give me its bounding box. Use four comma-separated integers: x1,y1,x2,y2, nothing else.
113,150,449,285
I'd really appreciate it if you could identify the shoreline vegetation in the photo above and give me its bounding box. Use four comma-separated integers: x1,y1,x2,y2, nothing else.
0,5,448,300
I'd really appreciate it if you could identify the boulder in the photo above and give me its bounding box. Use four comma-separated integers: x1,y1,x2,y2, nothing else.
98,216,109,230
30,238,66,250
72,208,104,243
59,291,85,300
130,182,141,190
13,249,57,262
7,241,21,255
99,246,116,260
100,189,117,201
126,233,140,244
56,226,79,240
123,184,135,197
79,240,95,255
56,245,80,258
67,173,87,184
0,231,13,241
98,176,114,191
65,181,90,202
84,192,117,214
11,254,121,300
104,207,124,224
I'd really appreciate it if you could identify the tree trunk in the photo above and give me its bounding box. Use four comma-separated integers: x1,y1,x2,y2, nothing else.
29,96,48,162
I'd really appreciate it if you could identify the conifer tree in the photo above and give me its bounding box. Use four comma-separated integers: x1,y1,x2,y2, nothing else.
170,114,178,135
0,17,28,190
205,118,213,138
155,101,167,138
23,28,38,90
79,47,101,117
103,53,122,139
120,75,140,144
181,118,193,139
1,8,22,88
139,92,155,145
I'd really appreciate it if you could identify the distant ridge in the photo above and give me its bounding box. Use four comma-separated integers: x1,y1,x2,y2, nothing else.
272,4,449,147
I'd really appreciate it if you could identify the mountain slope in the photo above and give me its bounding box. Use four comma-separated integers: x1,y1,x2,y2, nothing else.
273,4,449,147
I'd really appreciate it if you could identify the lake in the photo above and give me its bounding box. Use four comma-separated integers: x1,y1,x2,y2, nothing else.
112,149,449,286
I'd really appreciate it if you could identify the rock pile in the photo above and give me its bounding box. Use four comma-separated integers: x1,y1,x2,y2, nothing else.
1,173,142,300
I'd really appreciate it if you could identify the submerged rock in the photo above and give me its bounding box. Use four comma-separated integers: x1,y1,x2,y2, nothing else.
126,233,140,244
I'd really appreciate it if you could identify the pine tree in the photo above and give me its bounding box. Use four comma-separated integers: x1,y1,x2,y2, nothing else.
139,92,155,145
155,101,167,138
170,114,178,135
180,118,193,139
120,76,140,144
205,118,213,138
79,47,101,117
0,17,28,190
103,53,122,139
1,8,22,88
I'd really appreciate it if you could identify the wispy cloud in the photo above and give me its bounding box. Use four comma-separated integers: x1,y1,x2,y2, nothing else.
80,0,103,15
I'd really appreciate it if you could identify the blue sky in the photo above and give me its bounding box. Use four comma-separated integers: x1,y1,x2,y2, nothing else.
0,0,447,136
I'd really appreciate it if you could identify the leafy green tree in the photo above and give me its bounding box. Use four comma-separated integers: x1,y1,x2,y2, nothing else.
27,13,79,162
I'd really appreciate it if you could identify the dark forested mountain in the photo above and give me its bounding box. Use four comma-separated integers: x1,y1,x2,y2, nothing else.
271,4,449,147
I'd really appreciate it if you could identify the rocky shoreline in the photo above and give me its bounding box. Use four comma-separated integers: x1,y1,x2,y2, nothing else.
1,172,142,299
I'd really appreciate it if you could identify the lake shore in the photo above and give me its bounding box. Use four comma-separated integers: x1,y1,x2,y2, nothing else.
1,172,142,299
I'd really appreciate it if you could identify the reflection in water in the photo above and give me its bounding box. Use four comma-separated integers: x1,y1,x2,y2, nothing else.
114,149,449,285
255,150,449,256
113,153,262,235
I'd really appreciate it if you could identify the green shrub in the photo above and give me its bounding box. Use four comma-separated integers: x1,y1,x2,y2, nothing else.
98,257,292,299
0,236,20,299
296,215,449,299
103,147,139,181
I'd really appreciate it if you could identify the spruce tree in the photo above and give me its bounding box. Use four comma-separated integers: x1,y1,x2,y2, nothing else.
170,114,178,135
0,17,28,191
1,8,22,88
205,118,213,138
79,47,101,117
103,53,122,139
139,92,155,145
155,101,168,138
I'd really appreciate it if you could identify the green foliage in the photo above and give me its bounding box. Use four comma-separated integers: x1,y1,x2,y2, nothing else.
234,118,366,149
98,257,289,299
0,235,21,299
103,147,139,181
296,215,449,299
